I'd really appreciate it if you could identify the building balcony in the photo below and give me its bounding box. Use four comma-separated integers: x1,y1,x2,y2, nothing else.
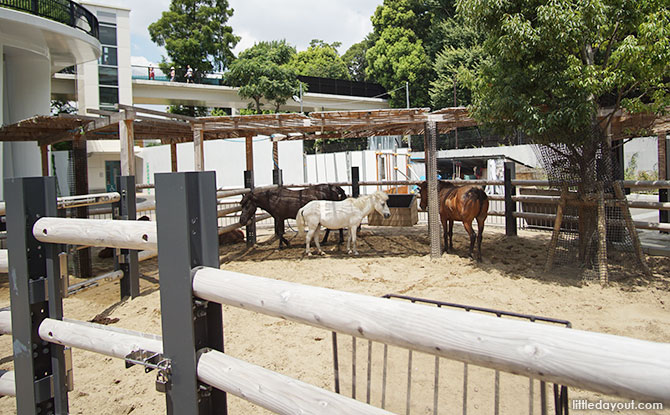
0,0,101,71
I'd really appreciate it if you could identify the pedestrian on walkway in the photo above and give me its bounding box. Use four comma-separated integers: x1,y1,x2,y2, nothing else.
148,65,155,80
169,66,176,82
186,65,194,83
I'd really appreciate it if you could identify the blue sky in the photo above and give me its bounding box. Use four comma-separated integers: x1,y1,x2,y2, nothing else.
101,0,382,68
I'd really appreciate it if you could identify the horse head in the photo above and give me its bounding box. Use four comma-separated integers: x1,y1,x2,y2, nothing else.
372,191,391,219
418,181,428,211
331,185,347,201
239,193,258,225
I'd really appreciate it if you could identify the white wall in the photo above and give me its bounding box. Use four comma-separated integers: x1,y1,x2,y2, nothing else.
304,149,412,195
624,136,658,175
138,138,304,190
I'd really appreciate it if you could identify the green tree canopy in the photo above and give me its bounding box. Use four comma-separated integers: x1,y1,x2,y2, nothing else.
366,0,434,107
149,0,239,116
225,40,300,113
291,40,350,80
429,16,484,108
149,0,239,76
342,37,373,82
457,0,670,147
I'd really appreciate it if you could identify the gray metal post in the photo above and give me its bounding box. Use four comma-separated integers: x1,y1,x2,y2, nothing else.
504,161,517,236
272,169,284,239
155,171,226,415
425,122,441,258
5,177,69,414
244,170,256,246
351,167,360,198
114,176,139,299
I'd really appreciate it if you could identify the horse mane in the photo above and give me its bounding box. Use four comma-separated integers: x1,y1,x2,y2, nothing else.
350,191,387,210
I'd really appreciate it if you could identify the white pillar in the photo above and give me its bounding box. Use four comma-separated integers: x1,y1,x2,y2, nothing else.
1,50,50,199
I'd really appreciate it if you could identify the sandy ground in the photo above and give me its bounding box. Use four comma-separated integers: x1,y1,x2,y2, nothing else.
1,224,669,414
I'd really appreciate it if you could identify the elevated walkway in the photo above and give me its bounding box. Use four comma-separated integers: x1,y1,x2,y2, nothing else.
51,75,389,112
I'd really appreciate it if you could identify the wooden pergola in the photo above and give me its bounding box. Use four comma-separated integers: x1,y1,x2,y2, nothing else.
1,104,668,258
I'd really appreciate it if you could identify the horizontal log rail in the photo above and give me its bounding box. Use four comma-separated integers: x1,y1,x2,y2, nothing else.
67,270,124,295
0,370,14,397
513,211,670,232
191,266,670,404
0,313,388,412
217,205,242,217
33,218,158,251
0,249,6,273
0,192,121,216
218,213,271,235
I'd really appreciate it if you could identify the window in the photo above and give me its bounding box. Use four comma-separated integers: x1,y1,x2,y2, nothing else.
99,87,119,107
99,67,118,86
99,25,117,46
100,46,118,66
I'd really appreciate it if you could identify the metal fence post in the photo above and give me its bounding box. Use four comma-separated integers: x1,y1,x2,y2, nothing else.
155,171,226,415
272,169,284,239
5,177,69,415
504,161,517,236
114,176,139,299
351,166,360,198
243,170,256,246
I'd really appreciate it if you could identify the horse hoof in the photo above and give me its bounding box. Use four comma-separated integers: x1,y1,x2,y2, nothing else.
347,250,353,255
307,252,312,257
319,251,326,256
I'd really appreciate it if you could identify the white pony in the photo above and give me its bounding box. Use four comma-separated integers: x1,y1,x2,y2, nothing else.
296,191,391,255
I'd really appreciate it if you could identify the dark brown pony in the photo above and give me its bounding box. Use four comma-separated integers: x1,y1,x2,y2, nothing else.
419,181,489,260
239,184,347,248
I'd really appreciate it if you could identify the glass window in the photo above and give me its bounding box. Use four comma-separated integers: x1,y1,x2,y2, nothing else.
99,86,119,106
99,24,117,46
100,46,118,66
99,67,118,86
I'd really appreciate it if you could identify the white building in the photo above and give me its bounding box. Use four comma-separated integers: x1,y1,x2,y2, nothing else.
0,1,101,198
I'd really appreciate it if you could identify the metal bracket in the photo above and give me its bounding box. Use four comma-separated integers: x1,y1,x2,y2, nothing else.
193,299,209,319
64,347,74,392
28,277,48,304
59,252,69,299
124,349,172,393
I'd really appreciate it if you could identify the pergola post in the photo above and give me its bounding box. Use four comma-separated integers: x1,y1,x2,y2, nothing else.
116,110,139,299
245,135,256,246
72,137,91,278
40,144,49,176
194,125,204,171
424,121,441,258
659,132,668,231
119,111,136,177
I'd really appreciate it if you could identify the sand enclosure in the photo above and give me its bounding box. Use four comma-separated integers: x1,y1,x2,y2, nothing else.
1,225,669,414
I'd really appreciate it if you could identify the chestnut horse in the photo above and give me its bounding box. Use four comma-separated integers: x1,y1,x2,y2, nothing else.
239,184,347,248
419,181,488,260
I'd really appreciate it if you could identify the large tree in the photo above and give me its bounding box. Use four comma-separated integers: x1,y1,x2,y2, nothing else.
225,40,300,113
429,16,484,109
149,0,239,116
458,0,670,265
291,40,350,80
366,0,434,107
457,0,670,149
149,0,239,75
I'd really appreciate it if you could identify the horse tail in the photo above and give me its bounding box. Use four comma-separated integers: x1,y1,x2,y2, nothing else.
474,187,489,220
296,208,305,237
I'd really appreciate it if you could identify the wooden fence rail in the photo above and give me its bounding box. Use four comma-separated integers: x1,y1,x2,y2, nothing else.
191,266,670,405
0,311,389,413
